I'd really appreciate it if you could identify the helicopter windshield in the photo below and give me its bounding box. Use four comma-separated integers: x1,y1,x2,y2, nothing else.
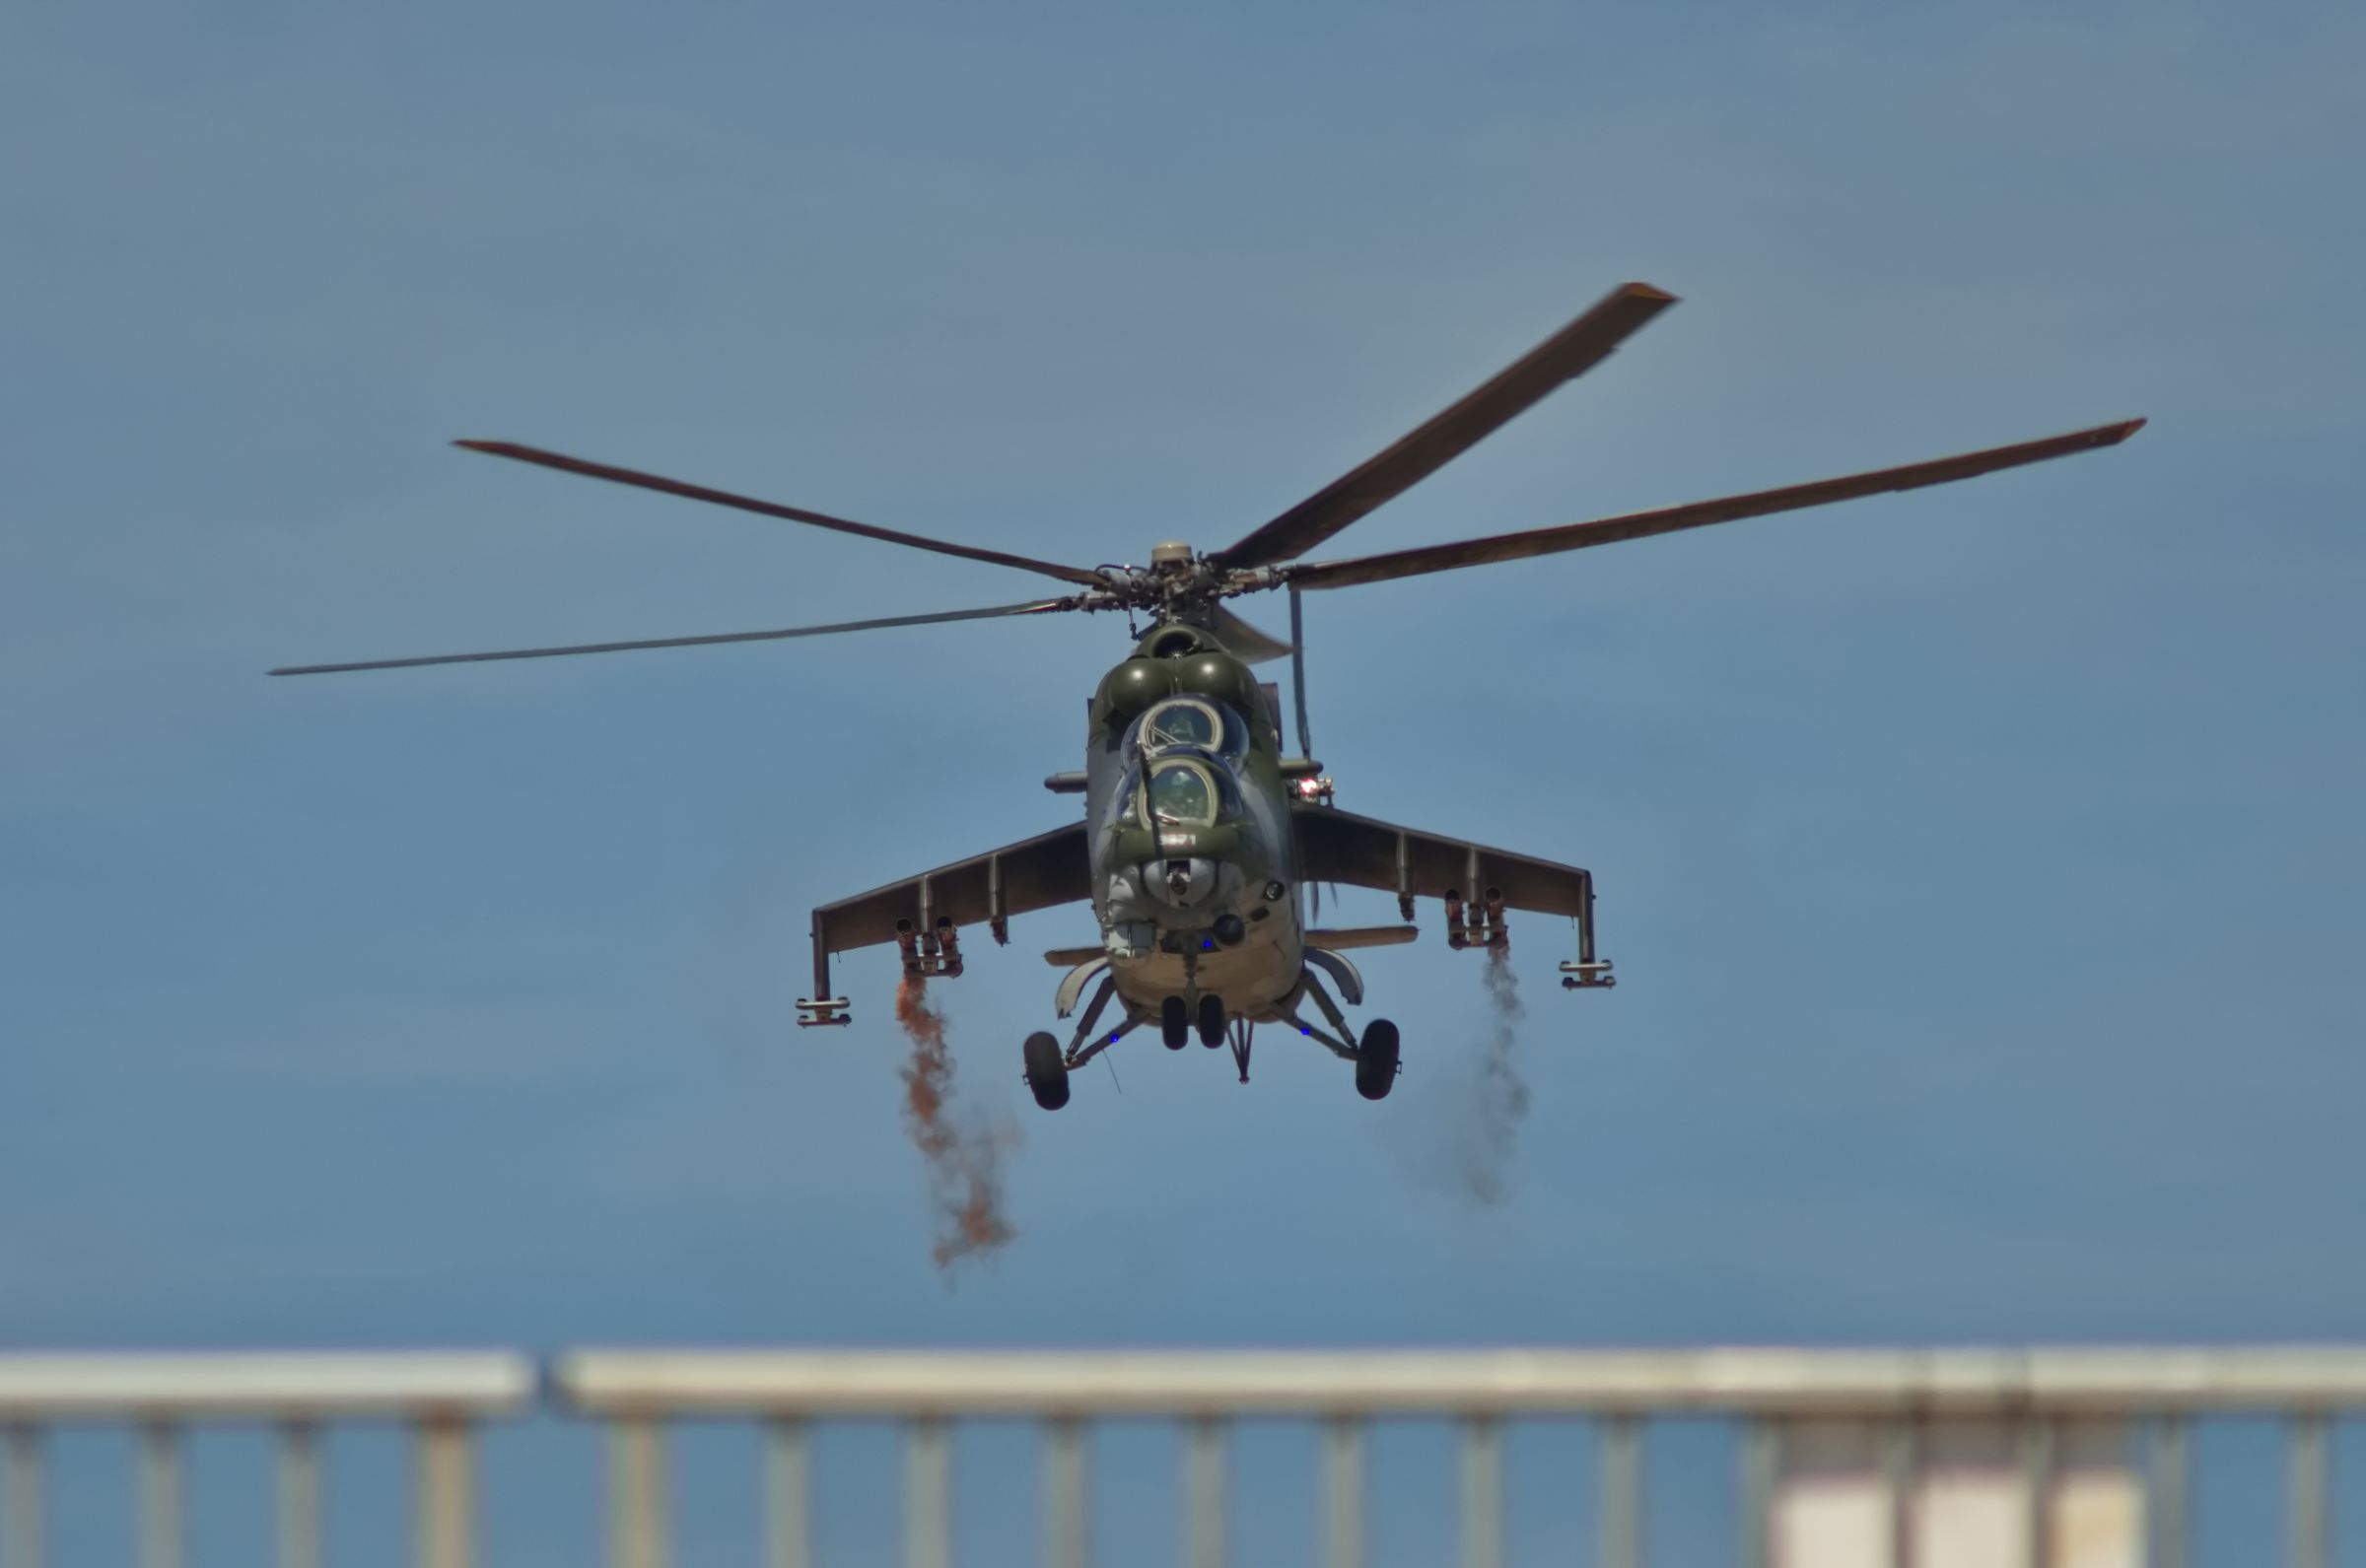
1136,697,1240,759
1143,758,1219,826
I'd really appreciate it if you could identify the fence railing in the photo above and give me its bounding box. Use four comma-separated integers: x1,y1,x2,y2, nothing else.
0,1352,532,1568
0,1346,2358,1567
554,1347,2366,1568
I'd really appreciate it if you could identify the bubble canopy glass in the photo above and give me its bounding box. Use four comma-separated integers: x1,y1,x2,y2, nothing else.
1142,758,1221,827
1136,697,1239,759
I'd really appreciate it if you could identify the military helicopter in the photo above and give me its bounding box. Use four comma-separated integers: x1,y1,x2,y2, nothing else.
273,281,2140,1111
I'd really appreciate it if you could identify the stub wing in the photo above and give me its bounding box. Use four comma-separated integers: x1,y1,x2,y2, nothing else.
800,822,1090,1024
1291,804,1608,981
1291,804,1593,916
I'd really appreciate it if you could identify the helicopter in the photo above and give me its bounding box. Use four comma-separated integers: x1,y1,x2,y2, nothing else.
273,281,2141,1111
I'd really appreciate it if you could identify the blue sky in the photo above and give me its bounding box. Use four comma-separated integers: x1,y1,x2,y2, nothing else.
4,1,2362,1560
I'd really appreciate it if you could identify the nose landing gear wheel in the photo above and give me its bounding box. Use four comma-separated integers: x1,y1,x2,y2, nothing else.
1023,1031,1070,1111
1160,996,1190,1050
1196,994,1224,1048
1354,1018,1400,1101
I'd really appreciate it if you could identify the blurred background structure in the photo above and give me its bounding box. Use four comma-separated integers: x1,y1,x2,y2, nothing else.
0,1346,2357,1566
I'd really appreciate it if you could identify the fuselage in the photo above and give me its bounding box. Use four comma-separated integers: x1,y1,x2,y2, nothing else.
1080,621,1307,1022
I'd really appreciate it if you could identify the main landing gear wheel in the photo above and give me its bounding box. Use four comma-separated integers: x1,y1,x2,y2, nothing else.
1161,996,1190,1050
1023,1031,1070,1112
1197,994,1225,1048
1355,1018,1401,1101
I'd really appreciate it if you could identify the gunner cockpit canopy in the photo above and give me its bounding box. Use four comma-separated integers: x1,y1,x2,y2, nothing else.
1140,756,1226,828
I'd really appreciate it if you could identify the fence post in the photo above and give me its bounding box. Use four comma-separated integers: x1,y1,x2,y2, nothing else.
1045,1417,1087,1568
1323,1417,1364,1568
278,1422,323,1568
2289,1415,2330,1568
1599,1415,1642,1568
413,1417,477,1568
907,1418,951,1568
1184,1417,1227,1568
139,1424,182,1568
1460,1417,1503,1568
4,1428,42,1568
765,1418,810,1568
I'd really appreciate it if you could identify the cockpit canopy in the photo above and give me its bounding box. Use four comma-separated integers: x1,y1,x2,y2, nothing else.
1133,696,1245,761
1142,757,1222,827
1123,698,1250,828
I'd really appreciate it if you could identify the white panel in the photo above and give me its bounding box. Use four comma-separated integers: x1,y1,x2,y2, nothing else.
2053,1472,2141,1568
1775,1477,1887,1568
1774,1420,2141,1568
1915,1473,2023,1568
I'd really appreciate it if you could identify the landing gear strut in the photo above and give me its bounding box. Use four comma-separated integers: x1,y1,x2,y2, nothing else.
1275,971,1401,1102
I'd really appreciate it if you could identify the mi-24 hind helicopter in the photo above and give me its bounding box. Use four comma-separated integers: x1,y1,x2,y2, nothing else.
274,281,2142,1111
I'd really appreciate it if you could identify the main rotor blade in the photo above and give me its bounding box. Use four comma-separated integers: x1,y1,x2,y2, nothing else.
268,597,1078,676
1209,606,1294,665
1283,419,2146,593
454,441,1106,587
1211,281,1678,571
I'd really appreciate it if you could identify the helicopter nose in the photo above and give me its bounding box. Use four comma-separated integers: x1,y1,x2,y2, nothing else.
1153,856,1219,907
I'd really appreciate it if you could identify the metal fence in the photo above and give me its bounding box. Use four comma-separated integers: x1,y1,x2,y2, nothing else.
0,1352,531,1568
0,1347,2358,1567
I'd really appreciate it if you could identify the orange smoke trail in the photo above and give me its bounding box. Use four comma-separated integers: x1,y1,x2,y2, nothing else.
895,975,1018,1270
1459,944,1533,1205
